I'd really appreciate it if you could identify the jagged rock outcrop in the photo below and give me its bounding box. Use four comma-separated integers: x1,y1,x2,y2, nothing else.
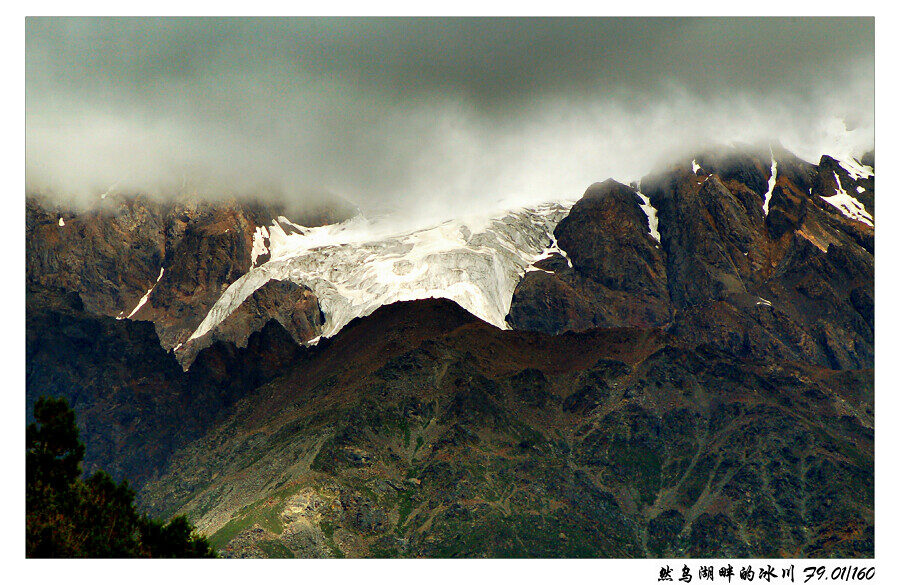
507,180,670,333
185,319,306,399
130,200,290,351
652,147,873,370
177,279,324,368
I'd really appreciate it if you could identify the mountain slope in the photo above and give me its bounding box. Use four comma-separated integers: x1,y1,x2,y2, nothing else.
137,297,873,558
26,284,302,487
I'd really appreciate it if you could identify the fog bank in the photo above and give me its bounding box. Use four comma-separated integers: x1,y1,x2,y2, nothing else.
26,17,874,221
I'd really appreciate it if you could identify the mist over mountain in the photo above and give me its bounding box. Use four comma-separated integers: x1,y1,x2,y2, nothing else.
27,17,873,225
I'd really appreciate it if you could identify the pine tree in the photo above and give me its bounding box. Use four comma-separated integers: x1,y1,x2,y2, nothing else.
26,396,216,558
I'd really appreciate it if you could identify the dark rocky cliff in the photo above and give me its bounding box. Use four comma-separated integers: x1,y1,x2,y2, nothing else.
508,146,874,371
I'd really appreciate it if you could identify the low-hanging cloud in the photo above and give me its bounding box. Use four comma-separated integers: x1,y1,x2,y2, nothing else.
26,17,874,222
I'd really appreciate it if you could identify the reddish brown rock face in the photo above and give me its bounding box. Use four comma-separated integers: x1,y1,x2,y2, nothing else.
26,193,351,363
26,195,171,318
132,202,265,350
505,270,595,334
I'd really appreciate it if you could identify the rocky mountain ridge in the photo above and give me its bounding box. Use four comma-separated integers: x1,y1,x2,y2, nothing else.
509,145,874,370
25,144,874,557
27,191,353,367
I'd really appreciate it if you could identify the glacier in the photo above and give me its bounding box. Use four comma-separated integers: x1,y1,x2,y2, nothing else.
188,201,575,343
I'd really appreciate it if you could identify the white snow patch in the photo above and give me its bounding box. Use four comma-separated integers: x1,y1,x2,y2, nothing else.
250,225,270,267
525,266,555,274
173,342,183,351
856,186,866,194
187,202,575,343
58,217,65,227
126,267,165,319
692,159,701,173
838,157,874,181
635,190,661,244
762,149,777,216
820,172,874,227
756,298,773,307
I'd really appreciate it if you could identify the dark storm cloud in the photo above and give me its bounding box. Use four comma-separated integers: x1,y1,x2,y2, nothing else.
26,17,874,216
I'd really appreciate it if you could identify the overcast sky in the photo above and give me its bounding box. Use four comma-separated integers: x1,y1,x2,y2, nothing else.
26,17,874,216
